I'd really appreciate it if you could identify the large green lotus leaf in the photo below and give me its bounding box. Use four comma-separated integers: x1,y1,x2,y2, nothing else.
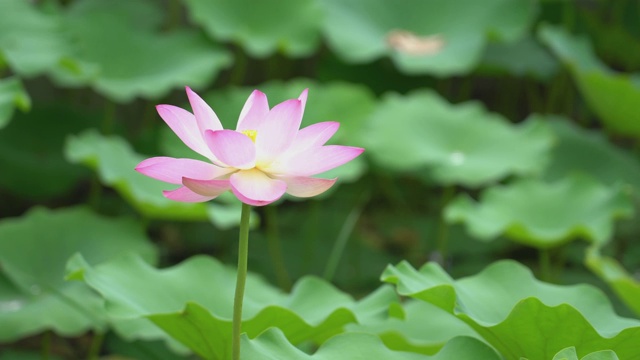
65,129,245,227
51,0,231,102
0,206,157,341
241,328,500,360
586,247,640,317
479,36,559,80
539,115,640,189
149,285,398,359
0,105,92,200
550,346,619,360
346,300,479,355
0,0,74,76
445,175,633,248
183,0,322,57
382,260,640,360
539,24,640,138
363,90,553,187
0,271,105,342
69,253,395,359
0,77,30,129
162,79,374,184
321,0,537,76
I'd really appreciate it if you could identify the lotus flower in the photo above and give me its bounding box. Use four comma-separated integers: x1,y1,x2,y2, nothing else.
136,87,364,206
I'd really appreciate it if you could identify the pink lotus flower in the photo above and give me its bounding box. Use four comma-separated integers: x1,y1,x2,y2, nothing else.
136,87,364,206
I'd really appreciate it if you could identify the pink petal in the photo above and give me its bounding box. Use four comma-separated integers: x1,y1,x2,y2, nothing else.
186,87,223,135
236,90,269,132
268,145,364,176
135,157,230,184
282,176,337,197
298,88,308,114
182,177,231,197
289,121,339,153
163,186,216,203
255,99,303,164
204,130,256,169
156,105,212,158
230,169,286,206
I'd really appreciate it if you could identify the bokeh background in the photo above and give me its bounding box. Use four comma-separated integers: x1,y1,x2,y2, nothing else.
1,0,640,358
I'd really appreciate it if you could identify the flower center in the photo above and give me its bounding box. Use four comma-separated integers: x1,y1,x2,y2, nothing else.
241,129,257,142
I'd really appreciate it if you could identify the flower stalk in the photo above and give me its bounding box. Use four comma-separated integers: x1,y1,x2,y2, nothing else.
232,203,251,360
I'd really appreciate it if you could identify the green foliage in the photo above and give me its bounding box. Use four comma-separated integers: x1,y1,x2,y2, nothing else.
0,206,157,341
0,0,72,76
586,247,640,317
183,0,322,57
3,0,640,358
65,129,247,228
321,0,537,75
363,90,553,187
383,260,640,360
540,24,640,138
0,105,92,200
241,329,499,360
70,253,396,359
479,36,559,79
54,0,232,102
446,175,634,247
541,115,640,188
551,347,619,360
346,300,479,355
0,77,30,129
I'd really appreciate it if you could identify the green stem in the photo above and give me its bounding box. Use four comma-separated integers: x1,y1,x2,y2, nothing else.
41,331,51,360
265,206,292,291
562,0,575,32
539,248,552,282
87,332,105,360
232,203,251,360
323,190,370,281
229,47,248,86
88,174,103,211
102,101,116,135
302,201,320,274
434,186,455,265
323,203,363,282
166,0,181,30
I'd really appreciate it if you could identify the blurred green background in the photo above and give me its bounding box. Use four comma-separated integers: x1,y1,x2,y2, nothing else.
1,0,640,358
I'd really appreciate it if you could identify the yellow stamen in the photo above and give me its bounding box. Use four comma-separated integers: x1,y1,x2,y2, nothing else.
241,129,257,142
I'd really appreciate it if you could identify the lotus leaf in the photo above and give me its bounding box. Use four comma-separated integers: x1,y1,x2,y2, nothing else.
183,0,322,57
53,0,232,102
364,90,553,187
70,253,396,359
539,24,640,138
241,329,499,360
586,247,640,317
0,77,30,129
383,260,640,359
0,206,157,341
445,175,633,248
321,0,537,75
